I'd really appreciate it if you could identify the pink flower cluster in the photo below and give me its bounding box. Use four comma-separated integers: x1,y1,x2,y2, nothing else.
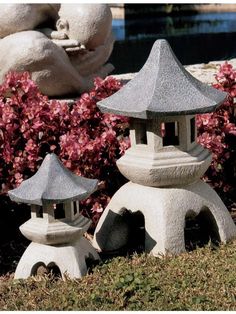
197,62,236,203
3,62,235,225
213,61,236,97
0,72,130,226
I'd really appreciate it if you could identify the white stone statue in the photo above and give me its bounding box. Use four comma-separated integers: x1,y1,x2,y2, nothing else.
0,4,115,96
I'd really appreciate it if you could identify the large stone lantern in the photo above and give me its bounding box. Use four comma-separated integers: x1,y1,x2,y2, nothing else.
93,39,236,255
8,153,100,279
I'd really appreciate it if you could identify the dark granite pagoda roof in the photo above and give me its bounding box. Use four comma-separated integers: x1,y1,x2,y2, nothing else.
8,154,98,206
98,39,227,119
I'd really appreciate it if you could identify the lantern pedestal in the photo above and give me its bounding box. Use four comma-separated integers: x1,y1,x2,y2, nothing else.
93,180,236,255
14,215,100,279
15,237,100,279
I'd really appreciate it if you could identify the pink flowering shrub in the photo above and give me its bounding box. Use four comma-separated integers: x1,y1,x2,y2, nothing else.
197,62,236,207
2,62,235,230
0,72,130,227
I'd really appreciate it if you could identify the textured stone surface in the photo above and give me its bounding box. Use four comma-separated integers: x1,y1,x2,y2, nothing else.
58,4,112,50
117,143,212,187
187,59,236,85
113,58,236,85
20,214,91,245
117,113,212,186
0,4,59,38
98,39,227,118
15,237,100,279
0,4,114,96
93,180,236,255
8,153,98,205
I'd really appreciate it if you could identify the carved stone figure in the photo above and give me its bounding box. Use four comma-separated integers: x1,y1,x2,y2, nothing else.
0,4,60,38
0,4,114,96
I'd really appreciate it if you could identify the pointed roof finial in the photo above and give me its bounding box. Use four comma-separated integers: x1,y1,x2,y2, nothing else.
98,39,227,119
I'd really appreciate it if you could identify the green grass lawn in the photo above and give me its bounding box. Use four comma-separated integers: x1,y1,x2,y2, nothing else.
1,240,236,310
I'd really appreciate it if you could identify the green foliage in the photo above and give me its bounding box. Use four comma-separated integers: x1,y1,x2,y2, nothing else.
1,241,236,310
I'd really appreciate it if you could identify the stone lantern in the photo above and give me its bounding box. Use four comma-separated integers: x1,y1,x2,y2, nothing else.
8,153,100,279
93,39,236,256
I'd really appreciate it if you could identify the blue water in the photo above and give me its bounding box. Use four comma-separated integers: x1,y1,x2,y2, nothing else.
110,12,236,73
112,12,236,41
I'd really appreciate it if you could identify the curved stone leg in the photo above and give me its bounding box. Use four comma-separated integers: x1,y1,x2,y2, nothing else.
93,180,236,256
15,237,100,279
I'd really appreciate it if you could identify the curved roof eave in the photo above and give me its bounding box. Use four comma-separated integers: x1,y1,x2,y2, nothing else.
8,154,98,205
98,39,227,118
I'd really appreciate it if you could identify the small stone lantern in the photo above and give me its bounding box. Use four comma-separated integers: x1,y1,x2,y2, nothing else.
93,39,236,255
8,153,100,279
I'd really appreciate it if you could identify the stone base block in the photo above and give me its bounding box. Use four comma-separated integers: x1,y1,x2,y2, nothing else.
93,180,236,256
14,237,100,279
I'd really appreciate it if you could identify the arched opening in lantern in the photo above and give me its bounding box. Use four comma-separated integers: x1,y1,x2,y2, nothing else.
31,261,62,278
184,207,220,251
122,209,145,253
